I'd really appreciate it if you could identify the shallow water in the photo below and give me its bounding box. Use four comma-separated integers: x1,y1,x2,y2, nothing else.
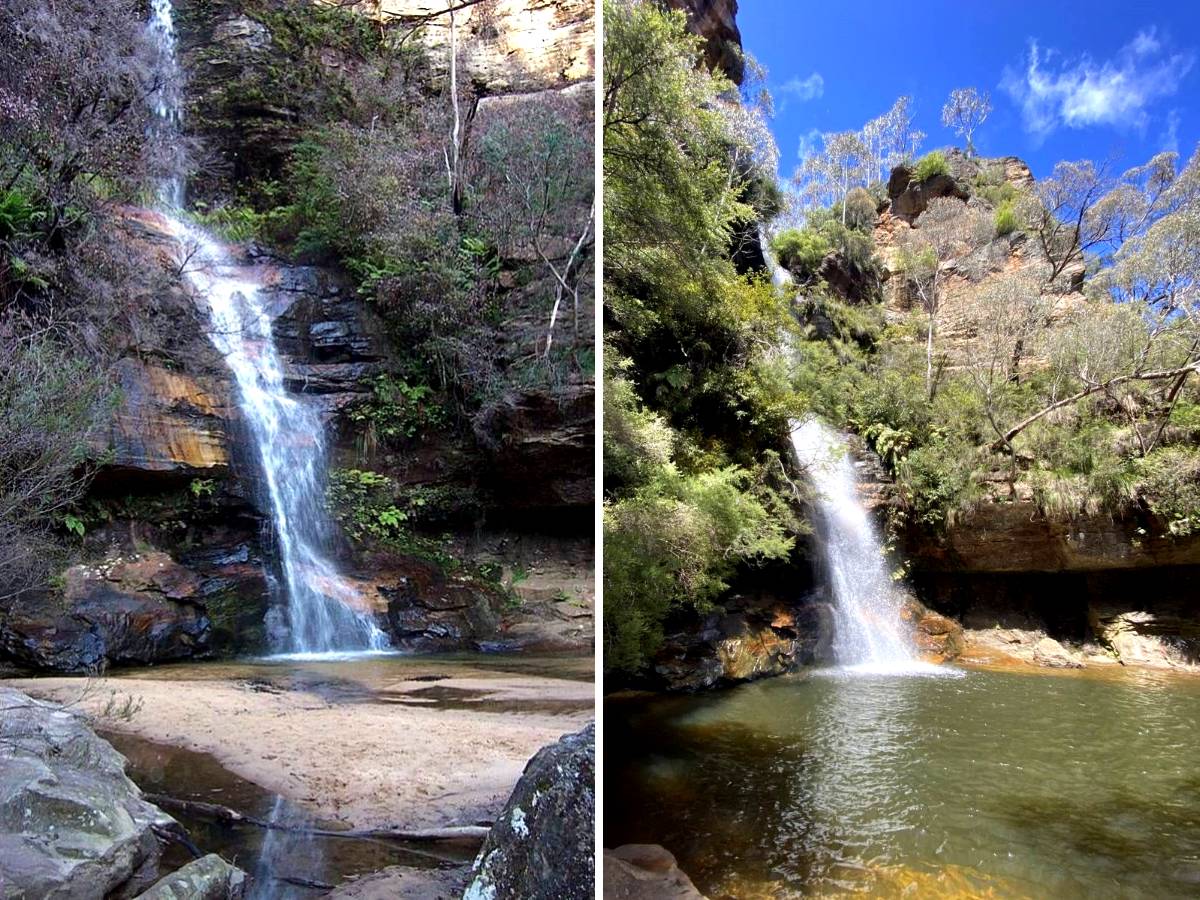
97,653,591,894
105,731,469,896
606,665,1200,898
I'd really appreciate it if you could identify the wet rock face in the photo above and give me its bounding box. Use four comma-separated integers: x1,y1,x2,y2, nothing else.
464,723,595,900
101,358,231,476
0,688,176,898
380,557,503,652
1,552,211,672
901,596,964,662
604,845,709,900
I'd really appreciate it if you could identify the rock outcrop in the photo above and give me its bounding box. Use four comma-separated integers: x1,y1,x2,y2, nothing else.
651,594,832,691
0,552,211,672
886,162,970,223
368,0,593,92
102,360,231,477
0,688,178,898
604,845,709,900
464,723,595,900
664,0,743,83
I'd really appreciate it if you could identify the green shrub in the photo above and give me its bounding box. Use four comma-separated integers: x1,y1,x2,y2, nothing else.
772,227,830,278
348,375,445,449
1136,446,1200,536
0,187,47,240
896,439,979,527
994,199,1018,236
913,150,950,182
604,465,793,673
976,180,1019,209
843,187,877,232
326,469,408,542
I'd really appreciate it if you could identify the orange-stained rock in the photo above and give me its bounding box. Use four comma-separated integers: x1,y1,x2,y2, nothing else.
100,358,230,474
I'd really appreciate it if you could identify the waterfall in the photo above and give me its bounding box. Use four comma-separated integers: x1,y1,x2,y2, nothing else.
790,418,919,671
146,2,388,656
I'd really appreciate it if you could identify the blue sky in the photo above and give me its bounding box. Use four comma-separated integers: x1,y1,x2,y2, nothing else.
739,0,1200,180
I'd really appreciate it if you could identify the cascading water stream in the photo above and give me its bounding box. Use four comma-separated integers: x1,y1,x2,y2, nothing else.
145,1,388,656
790,418,922,672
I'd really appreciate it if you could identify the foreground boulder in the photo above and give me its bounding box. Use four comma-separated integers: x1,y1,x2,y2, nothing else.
134,854,246,899
463,723,595,899
0,688,176,897
604,845,708,900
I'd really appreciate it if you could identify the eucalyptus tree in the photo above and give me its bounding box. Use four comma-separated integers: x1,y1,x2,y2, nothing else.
941,87,991,158
896,197,992,399
993,147,1200,450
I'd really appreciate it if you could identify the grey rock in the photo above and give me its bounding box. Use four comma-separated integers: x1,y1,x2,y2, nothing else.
464,723,594,900
604,845,708,900
134,854,246,900
0,688,176,898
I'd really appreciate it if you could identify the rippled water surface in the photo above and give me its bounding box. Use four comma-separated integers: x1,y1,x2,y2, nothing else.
606,666,1200,898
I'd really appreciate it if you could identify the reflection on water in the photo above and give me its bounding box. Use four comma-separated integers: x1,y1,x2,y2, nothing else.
106,732,471,895
606,666,1200,898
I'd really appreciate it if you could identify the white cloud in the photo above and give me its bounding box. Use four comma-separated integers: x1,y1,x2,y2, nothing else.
1001,28,1194,140
778,72,824,102
796,128,822,162
1162,108,1181,153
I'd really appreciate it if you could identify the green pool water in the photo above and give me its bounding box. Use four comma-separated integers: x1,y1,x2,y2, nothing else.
605,665,1200,898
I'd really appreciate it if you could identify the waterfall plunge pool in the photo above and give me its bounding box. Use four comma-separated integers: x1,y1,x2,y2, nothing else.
605,664,1200,898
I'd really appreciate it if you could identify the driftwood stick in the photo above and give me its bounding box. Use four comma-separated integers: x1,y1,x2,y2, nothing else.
143,793,490,846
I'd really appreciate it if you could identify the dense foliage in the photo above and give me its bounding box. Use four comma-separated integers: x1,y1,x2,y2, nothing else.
0,0,177,603
788,148,1200,535
603,0,801,674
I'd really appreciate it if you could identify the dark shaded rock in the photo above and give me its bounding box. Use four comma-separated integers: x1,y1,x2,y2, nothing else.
464,723,595,900
888,167,969,222
474,385,594,512
379,557,503,651
817,250,878,304
604,845,708,899
0,552,211,672
0,688,177,898
664,0,744,83
134,854,247,899
652,595,833,691
283,362,380,394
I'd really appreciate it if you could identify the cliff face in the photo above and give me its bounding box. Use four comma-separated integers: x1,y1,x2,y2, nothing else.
365,0,594,90
0,0,594,672
664,0,743,83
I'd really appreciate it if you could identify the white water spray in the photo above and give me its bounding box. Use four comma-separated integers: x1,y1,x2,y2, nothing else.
790,419,922,671
146,2,388,654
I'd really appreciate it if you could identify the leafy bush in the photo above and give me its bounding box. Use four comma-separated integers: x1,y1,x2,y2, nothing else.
1136,447,1200,536
994,199,1018,236
348,375,445,449
913,150,950,182
843,187,877,232
897,439,979,527
605,465,793,673
772,227,830,278
326,469,408,542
